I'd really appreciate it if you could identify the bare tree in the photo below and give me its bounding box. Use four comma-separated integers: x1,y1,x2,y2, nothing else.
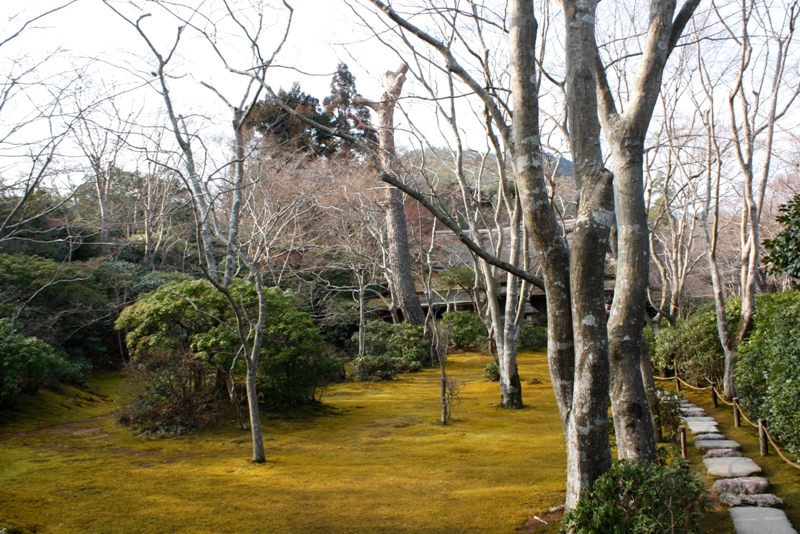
104,0,300,463
0,2,85,247
357,66,427,326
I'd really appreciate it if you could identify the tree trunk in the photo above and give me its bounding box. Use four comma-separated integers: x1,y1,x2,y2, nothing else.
245,356,265,463
606,147,657,462
371,66,425,326
594,0,701,463
511,0,613,507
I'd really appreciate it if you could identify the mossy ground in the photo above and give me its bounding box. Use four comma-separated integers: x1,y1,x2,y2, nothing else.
0,352,567,533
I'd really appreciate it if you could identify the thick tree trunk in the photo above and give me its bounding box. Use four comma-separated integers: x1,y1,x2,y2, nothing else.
606,149,657,462
371,66,425,326
594,0,701,463
385,186,425,325
511,0,613,507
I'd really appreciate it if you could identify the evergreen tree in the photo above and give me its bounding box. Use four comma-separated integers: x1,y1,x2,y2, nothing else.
323,63,376,154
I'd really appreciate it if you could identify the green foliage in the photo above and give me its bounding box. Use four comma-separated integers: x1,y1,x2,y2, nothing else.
483,362,500,382
322,62,376,153
116,279,337,431
519,324,547,351
647,386,684,443
737,291,800,460
246,82,336,156
438,267,477,291
764,195,800,278
441,311,487,350
652,301,741,385
353,320,428,380
0,319,89,406
561,459,710,534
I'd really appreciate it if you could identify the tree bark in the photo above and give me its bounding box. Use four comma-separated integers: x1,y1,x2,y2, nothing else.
511,0,614,506
368,66,426,326
594,0,700,462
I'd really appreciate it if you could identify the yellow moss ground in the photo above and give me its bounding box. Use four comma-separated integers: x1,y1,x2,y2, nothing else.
0,352,567,533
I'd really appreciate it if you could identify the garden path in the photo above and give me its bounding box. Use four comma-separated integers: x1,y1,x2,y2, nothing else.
682,401,798,534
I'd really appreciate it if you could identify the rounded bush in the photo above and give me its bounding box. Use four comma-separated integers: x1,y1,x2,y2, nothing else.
483,362,500,382
441,311,487,350
561,459,710,534
352,320,429,380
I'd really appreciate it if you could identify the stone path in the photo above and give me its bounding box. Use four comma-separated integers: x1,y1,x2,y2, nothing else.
681,400,798,534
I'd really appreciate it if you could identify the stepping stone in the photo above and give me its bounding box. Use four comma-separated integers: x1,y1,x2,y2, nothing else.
729,507,798,534
705,449,743,459
713,477,770,495
682,407,707,416
683,416,717,422
695,432,727,440
704,457,762,477
696,439,741,451
686,421,720,434
719,493,784,507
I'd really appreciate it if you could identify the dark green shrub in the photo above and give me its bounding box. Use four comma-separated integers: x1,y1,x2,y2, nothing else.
116,279,335,431
117,349,219,435
737,291,800,460
647,386,684,443
652,301,741,386
353,320,428,380
764,194,800,278
0,319,90,406
561,459,710,534
519,324,547,351
0,254,111,365
441,311,487,350
483,362,500,382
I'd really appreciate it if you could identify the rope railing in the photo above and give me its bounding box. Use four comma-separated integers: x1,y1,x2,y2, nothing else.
676,376,713,391
763,426,800,471
671,381,800,471
645,374,799,471
710,386,735,407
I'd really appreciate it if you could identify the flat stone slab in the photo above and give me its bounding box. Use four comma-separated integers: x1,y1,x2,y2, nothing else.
705,449,743,458
713,477,770,495
704,457,761,477
695,432,727,440
682,408,707,416
720,493,785,507
686,421,720,434
729,507,798,534
696,439,741,451
683,416,717,422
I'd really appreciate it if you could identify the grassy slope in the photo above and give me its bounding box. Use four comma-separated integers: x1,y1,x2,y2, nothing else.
0,352,567,534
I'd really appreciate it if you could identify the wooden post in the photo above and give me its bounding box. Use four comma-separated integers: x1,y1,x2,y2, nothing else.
733,398,741,428
679,426,687,459
759,419,768,456
676,377,682,392
711,387,718,409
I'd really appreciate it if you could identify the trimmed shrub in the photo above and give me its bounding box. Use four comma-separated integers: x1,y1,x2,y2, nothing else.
116,279,338,431
483,362,500,382
441,311,487,350
652,301,741,386
0,319,89,406
519,324,547,351
561,459,710,534
353,320,428,380
737,291,800,460
647,386,684,444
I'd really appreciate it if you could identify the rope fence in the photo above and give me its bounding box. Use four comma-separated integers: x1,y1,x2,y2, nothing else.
654,374,800,471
